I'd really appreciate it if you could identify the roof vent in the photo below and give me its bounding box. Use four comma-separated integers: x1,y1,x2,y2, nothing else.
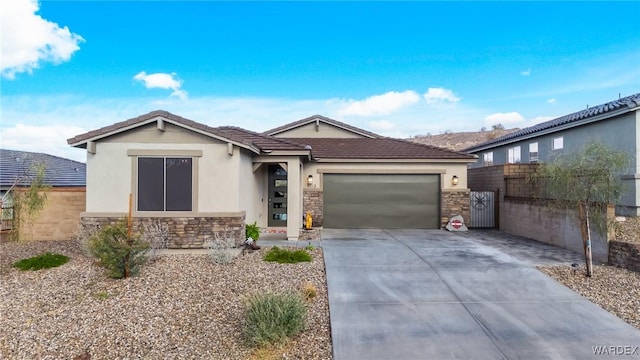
15,157,20,162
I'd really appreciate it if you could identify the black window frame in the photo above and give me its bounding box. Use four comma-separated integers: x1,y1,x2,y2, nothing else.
137,156,193,212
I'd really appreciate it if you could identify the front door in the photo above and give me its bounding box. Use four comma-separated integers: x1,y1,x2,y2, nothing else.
268,165,288,227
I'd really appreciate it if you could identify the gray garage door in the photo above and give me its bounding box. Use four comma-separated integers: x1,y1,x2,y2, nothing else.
323,174,440,229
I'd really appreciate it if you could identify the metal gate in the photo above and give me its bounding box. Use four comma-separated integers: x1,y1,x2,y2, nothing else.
469,191,496,228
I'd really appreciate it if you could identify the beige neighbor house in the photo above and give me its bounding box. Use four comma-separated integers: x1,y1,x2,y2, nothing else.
67,111,476,247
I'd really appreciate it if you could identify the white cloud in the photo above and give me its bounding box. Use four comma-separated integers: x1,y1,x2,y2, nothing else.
423,87,460,105
547,98,556,104
133,71,188,99
529,116,556,126
1,123,88,162
369,120,396,131
1,0,84,79
484,112,525,126
1,93,497,161
338,90,420,116
521,69,531,76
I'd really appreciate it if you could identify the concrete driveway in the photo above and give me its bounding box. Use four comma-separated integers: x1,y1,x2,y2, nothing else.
323,229,640,360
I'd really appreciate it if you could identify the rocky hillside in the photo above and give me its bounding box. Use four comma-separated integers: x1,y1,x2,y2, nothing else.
409,128,519,152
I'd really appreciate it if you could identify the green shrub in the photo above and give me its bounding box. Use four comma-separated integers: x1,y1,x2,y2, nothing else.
246,222,260,241
244,291,307,347
87,219,150,279
12,252,69,271
263,247,312,264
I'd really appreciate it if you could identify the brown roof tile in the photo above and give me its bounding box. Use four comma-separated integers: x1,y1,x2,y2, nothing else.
217,127,307,151
289,138,477,160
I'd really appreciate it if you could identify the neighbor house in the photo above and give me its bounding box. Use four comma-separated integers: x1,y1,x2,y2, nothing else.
465,92,640,216
67,111,476,247
0,149,86,241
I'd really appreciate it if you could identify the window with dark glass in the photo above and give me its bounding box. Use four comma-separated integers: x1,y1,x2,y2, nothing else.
138,157,192,211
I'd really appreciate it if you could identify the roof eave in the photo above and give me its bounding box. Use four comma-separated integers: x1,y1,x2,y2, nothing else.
68,116,261,154
465,106,636,153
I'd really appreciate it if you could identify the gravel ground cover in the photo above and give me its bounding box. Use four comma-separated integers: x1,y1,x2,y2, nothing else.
539,217,640,331
0,240,332,360
538,265,640,330
615,216,640,244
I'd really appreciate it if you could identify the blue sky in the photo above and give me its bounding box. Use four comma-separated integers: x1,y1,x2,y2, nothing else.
2,0,639,162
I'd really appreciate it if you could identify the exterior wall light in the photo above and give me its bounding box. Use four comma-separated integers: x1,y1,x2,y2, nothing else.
452,175,459,186
307,174,313,187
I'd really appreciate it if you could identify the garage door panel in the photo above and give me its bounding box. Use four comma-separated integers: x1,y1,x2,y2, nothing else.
323,174,440,229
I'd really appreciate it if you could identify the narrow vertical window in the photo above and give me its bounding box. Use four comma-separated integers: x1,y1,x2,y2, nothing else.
483,152,494,166
508,146,521,164
529,142,539,163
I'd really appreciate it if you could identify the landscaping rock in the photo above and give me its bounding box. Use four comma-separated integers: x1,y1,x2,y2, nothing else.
0,240,331,359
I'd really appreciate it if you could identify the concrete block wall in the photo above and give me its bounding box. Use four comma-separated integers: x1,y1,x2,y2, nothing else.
20,188,86,241
468,166,505,194
500,199,610,262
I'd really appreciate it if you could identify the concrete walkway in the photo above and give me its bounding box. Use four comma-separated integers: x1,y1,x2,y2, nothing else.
323,229,640,360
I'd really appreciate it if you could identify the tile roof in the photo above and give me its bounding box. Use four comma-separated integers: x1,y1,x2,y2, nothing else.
465,92,640,152
289,138,477,160
0,149,86,188
67,110,475,161
263,114,383,138
217,127,308,151
67,110,254,148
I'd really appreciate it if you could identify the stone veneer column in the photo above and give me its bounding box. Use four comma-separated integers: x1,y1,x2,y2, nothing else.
440,189,471,228
303,189,323,227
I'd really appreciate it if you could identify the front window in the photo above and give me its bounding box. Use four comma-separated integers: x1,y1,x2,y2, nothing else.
529,142,539,163
138,157,192,211
508,146,521,164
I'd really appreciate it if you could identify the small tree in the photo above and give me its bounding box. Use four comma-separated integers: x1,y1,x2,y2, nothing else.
87,219,150,279
2,162,50,241
530,142,628,277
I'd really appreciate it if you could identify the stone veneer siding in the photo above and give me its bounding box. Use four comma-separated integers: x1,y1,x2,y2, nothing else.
303,189,323,227
81,214,245,248
441,190,470,228
609,241,640,272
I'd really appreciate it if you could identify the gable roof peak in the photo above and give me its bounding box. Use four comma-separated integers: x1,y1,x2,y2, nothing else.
263,114,382,138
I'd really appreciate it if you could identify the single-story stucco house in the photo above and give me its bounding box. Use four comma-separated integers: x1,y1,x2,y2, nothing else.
67,111,476,247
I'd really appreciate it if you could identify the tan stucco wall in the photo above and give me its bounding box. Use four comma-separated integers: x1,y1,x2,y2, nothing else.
272,122,367,138
303,161,470,191
20,188,85,241
86,125,248,214
238,148,265,227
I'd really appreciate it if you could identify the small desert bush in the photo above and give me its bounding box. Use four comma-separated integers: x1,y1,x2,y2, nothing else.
263,247,312,264
204,230,240,265
244,291,307,348
87,219,150,279
301,283,317,302
12,252,69,271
